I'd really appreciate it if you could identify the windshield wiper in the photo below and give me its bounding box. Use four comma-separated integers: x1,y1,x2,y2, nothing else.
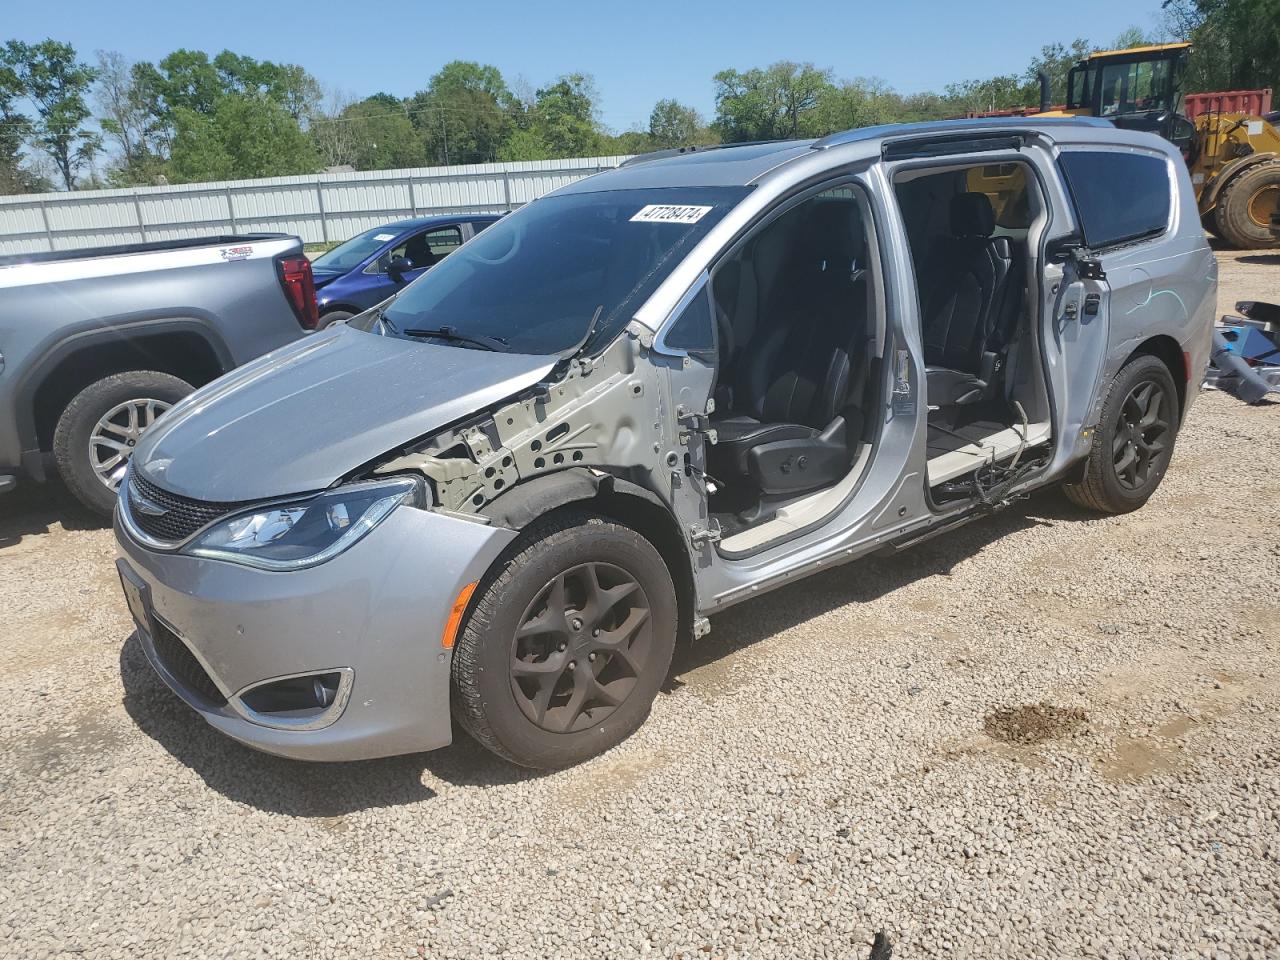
374,308,399,335
403,325,510,352
558,304,605,360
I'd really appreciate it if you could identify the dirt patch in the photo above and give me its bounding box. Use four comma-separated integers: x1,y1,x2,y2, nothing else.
983,703,1088,745
1098,736,1185,781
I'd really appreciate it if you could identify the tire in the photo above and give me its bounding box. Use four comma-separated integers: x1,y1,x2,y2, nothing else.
1213,160,1280,249
451,510,678,769
52,370,193,517
1062,355,1179,515
317,310,355,329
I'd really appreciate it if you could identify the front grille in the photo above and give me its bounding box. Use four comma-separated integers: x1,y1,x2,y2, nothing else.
127,471,245,543
150,619,227,706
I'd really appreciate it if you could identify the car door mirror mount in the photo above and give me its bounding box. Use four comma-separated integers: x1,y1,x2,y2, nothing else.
1047,234,1106,281
387,255,413,283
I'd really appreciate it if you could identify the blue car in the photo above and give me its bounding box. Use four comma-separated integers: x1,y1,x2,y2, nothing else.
310,214,501,327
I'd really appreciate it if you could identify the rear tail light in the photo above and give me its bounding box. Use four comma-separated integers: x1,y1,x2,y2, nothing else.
277,256,319,330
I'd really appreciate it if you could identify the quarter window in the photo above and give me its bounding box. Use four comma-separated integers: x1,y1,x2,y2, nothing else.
1058,151,1171,249
663,284,715,354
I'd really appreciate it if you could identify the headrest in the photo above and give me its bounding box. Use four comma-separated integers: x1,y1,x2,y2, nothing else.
803,201,864,270
950,192,996,238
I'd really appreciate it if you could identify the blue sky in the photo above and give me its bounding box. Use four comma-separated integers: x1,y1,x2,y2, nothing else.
7,0,1169,130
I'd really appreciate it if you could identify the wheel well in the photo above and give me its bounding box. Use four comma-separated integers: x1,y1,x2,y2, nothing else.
1128,335,1187,421
590,488,698,647
321,303,360,317
31,331,225,451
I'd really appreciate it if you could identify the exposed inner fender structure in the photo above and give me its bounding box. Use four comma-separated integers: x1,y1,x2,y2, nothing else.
371,327,713,551
479,467,604,529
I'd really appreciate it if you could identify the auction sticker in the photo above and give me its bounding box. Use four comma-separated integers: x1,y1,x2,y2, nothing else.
373,233,396,241
630,204,712,225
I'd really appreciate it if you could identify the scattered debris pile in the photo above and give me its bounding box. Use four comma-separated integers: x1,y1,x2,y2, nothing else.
1205,300,1280,403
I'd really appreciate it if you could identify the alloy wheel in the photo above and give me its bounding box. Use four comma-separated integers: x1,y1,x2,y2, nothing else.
1112,379,1170,491
510,561,653,734
89,398,172,491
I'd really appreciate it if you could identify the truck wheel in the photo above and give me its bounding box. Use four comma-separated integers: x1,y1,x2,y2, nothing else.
53,371,193,518
1062,355,1179,515
451,510,678,769
1214,160,1280,249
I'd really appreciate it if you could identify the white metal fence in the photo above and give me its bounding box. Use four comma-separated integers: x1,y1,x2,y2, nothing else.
0,156,633,255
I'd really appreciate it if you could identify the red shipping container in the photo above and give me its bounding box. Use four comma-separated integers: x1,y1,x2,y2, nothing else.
1183,90,1273,119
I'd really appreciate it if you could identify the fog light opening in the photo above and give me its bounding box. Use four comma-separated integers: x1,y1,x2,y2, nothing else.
234,669,352,730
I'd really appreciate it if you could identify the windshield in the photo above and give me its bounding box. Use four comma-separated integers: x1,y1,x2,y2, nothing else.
379,186,749,355
1098,58,1176,116
311,225,400,273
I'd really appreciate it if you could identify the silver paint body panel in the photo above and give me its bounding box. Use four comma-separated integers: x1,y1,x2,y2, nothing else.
117,119,1215,760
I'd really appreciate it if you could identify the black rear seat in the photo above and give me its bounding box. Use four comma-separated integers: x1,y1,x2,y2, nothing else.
920,192,1022,407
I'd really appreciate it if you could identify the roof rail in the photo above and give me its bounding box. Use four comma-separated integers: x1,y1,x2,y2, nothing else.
811,115,1113,151
619,140,782,167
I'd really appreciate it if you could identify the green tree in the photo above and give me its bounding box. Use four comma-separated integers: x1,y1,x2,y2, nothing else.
132,48,321,160
1164,0,1280,93
811,77,905,132
499,74,603,160
712,62,833,141
1024,38,1094,104
409,61,515,164
647,99,715,148
345,95,426,169
601,129,655,155
139,49,221,119
0,58,39,193
95,50,165,185
943,73,1036,114
1,39,99,190
212,51,321,121
168,94,317,182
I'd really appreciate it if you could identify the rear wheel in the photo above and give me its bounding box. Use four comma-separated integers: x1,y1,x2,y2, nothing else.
450,510,678,769
1214,160,1280,249
52,371,193,517
1062,355,1179,514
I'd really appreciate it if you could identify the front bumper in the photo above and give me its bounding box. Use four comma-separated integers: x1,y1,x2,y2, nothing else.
115,501,516,761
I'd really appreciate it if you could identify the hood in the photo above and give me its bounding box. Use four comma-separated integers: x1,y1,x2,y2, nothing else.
134,327,556,502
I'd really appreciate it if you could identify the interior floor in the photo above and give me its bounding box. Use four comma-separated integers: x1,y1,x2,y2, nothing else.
926,415,1051,486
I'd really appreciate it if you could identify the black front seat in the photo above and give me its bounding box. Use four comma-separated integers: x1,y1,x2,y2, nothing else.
708,202,870,499
920,193,1021,407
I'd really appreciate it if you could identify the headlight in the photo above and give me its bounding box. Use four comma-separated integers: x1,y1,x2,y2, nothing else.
184,477,421,571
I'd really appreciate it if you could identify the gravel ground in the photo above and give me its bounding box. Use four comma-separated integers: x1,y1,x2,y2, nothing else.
1,251,1277,960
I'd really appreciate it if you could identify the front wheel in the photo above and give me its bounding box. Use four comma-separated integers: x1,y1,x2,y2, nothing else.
52,370,193,517
1062,355,1179,514
451,511,678,769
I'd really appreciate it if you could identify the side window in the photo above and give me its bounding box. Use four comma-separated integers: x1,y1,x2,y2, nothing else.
423,226,463,257
663,283,715,354
371,226,464,273
1058,151,1171,250
471,219,495,235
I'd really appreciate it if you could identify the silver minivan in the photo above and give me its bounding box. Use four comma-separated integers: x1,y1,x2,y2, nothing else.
115,119,1216,768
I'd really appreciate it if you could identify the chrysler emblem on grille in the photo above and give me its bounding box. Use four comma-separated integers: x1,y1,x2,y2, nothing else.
130,483,169,516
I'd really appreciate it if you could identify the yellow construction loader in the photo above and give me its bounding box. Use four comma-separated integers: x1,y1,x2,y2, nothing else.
974,42,1280,248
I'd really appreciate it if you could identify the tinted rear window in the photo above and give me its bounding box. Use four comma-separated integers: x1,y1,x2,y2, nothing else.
1058,151,1171,249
